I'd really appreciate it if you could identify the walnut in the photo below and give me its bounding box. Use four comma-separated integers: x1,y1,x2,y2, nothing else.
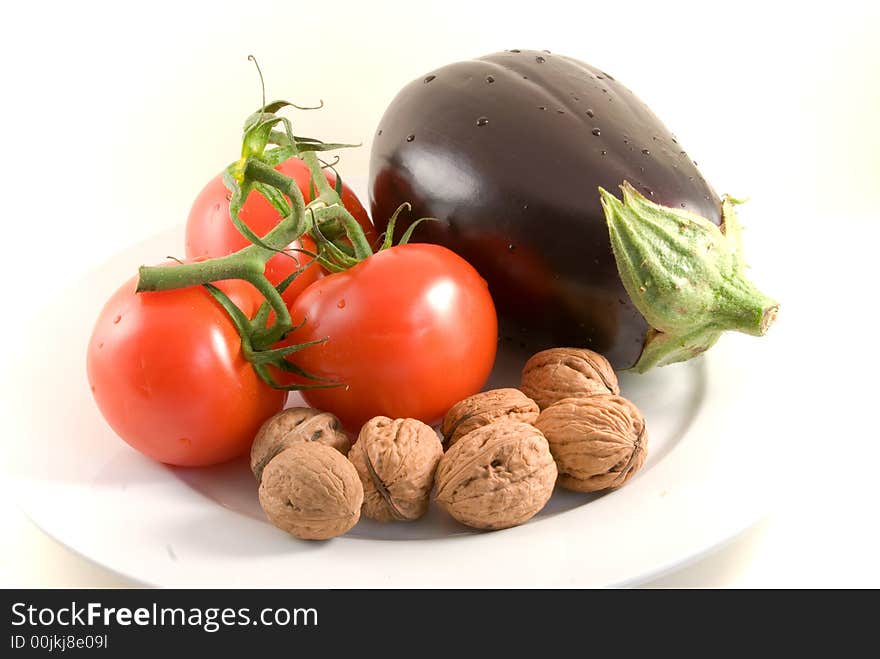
521,347,620,409
441,388,540,447
348,417,443,522
434,419,557,530
250,407,350,482
258,442,363,540
535,395,647,493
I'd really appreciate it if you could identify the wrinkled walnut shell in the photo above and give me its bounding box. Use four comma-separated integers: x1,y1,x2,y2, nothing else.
258,442,363,540
251,407,350,482
435,419,557,530
348,416,443,522
535,395,647,493
521,347,620,410
441,388,540,447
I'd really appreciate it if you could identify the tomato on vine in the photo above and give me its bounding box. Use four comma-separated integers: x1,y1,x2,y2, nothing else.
87,272,286,467
280,243,498,430
88,62,500,467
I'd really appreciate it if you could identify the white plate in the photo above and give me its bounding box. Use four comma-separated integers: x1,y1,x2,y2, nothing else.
9,226,788,587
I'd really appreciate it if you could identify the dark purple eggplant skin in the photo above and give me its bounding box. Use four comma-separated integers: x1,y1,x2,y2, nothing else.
368,50,722,369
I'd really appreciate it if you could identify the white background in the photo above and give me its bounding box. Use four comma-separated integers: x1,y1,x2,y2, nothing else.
0,0,878,586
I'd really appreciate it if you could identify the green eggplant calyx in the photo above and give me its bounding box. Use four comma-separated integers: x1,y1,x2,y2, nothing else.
599,182,779,373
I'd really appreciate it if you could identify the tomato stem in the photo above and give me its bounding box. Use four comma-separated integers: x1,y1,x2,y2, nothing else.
302,151,334,198
137,255,261,292
314,204,373,260
246,159,308,212
244,275,293,349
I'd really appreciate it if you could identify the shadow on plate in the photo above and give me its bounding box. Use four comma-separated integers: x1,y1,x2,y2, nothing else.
162,509,330,560
168,456,264,520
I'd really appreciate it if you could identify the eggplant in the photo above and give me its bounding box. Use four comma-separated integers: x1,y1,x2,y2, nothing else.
368,50,777,371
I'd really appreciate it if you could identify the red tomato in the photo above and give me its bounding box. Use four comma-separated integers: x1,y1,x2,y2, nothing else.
280,244,498,430
87,273,286,467
185,158,377,305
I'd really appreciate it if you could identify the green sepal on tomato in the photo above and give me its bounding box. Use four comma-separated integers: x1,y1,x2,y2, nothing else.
87,269,287,467
186,157,377,305
277,243,498,430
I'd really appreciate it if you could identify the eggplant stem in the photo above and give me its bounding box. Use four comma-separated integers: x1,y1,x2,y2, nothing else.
600,182,779,371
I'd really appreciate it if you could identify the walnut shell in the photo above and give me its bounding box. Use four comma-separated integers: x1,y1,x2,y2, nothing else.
435,419,557,530
535,395,647,493
251,407,350,482
441,388,540,447
348,416,443,522
521,347,620,410
258,443,363,540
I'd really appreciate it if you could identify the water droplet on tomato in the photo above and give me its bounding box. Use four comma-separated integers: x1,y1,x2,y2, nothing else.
535,56,546,63
509,49,521,53
586,108,594,118
556,109,564,114
406,134,415,142
600,149,607,155
592,128,601,136
642,149,651,155
486,75,495,83
538,106,546,111
680,202,687,208
508,244,517,252
476,116,489,126
377,129,383,135
113,315,121,324
337,299,346,309
424,75,436,83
